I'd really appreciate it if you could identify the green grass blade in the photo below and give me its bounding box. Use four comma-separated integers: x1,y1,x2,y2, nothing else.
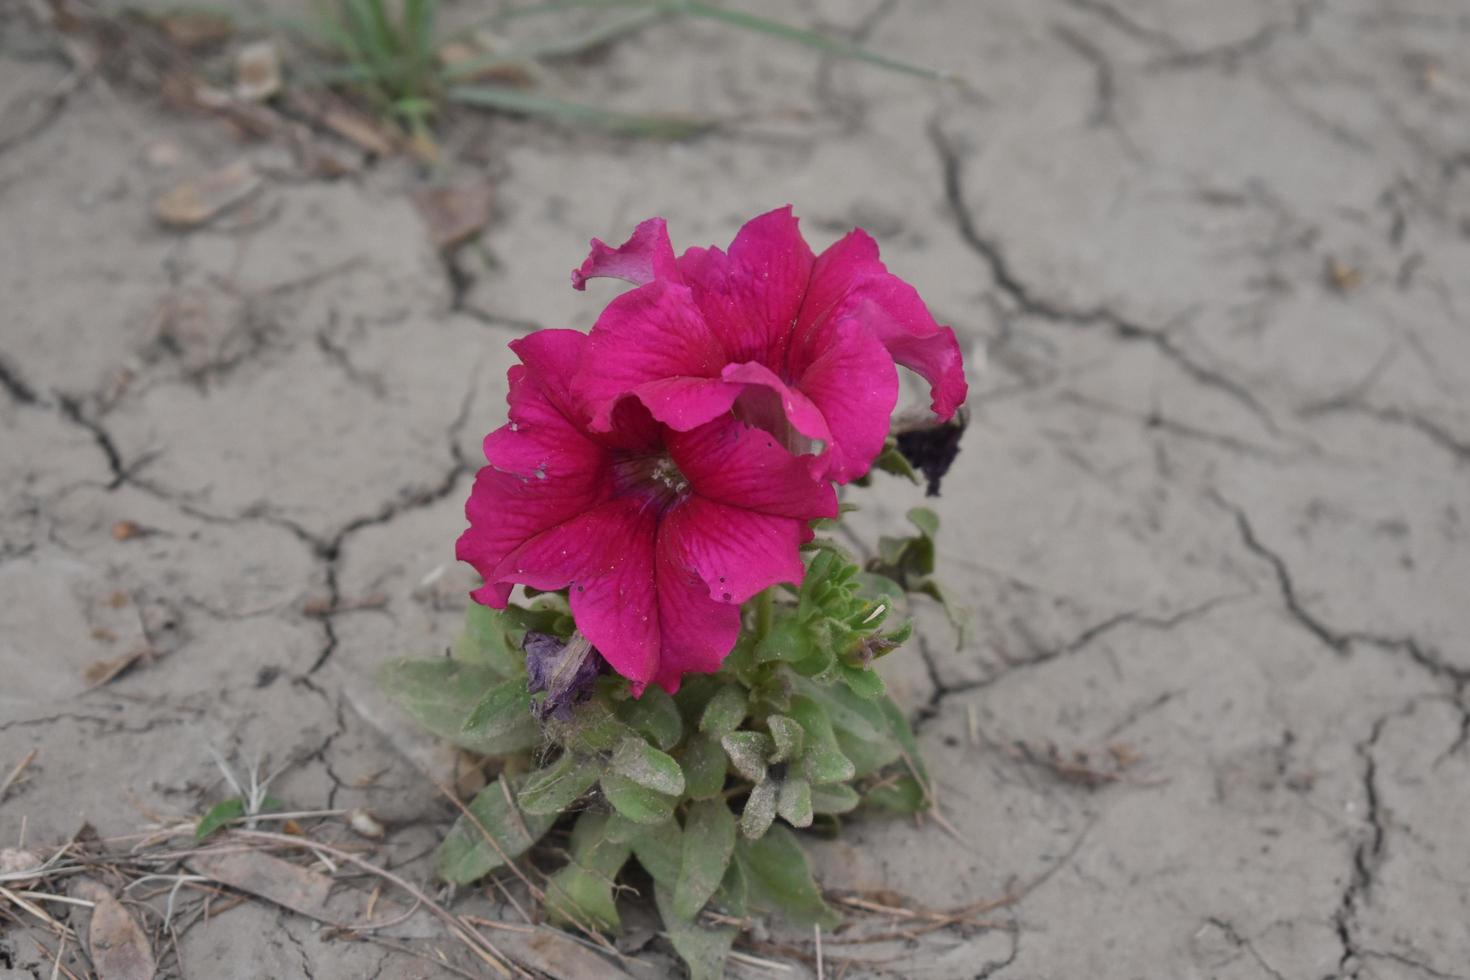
447,84,713,137
515,6,667,60
678,1,946,81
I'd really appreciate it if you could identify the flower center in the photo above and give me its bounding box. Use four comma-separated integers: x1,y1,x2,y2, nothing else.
611,451,691,510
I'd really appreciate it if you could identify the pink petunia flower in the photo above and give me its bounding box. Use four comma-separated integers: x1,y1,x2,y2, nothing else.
456,328,837,695
570,206,967,483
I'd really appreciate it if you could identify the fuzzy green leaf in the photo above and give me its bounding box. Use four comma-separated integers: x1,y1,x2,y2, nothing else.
517,753,603,816
601,772,678,825
550,698,633,754
544,811,631,932
461,675,540,743
676,732,728,800
810,782,860,815
740,779,778,839
787,696,856,785
721,731,772,783
447,85,714,137
452,603,521,676
630,821,682,886
737,825,840,927
674,799,737,919
834,661,886,700
794,678,899,778
870,438,922,483
767,714,805,762
655,881,737,980
437,778,555,884
610,736,685,796
777,777,813,828
699,684,747,736
616,686,683,750
379,658,539,755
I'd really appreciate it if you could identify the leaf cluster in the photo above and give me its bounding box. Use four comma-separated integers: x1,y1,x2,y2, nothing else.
381,541,934,979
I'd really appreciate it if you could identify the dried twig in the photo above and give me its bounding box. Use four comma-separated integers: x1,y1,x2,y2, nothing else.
0,749,38,803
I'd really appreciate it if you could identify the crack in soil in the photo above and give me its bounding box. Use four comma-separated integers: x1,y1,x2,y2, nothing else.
930,121,1293,442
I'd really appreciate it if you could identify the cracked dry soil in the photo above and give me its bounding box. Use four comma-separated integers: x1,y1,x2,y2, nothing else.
2,1,1468,977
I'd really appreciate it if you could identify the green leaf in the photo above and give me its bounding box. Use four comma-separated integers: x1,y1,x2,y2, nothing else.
766,714,805,763
674,799,737,919
721,731,772,783
835,661,886,700
865,776,928,813
907,506,940,540
787,695,856,785
610,736,685,796
379,658,539,755
461,675,541,746
616,686,682,750
810,782,860,815
447,85,714,137
549,698,633,754
777,777,813,828
629,820,681,886
699,684,746,736
676,733,728,800
437,778,556,884
543,810,632,932
711,855,748,917
740,779,778,840
517,753,603,816
601,772,678,825
736,824,840,927
655,881,737,980
871,438,922,483
794,678,898,778
452,603,522,676
195,798,245,839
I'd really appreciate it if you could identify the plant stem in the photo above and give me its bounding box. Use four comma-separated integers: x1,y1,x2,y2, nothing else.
754,588,773,641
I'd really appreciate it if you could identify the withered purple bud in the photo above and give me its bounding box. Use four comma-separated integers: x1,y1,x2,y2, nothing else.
895,407,968,497
524,631,604,720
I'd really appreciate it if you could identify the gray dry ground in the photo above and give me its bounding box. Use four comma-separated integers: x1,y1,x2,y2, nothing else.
2,1,1468,978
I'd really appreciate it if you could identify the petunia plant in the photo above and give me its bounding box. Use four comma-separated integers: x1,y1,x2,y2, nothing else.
382,207,968,979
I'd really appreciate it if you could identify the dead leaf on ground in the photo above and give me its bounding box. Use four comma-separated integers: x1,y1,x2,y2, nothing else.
75,880,156,980
0,848,42,887
493,928,639,980
284,91,397,157
411,184,493,251
111,520,153,541
187,848,405,928
83,648,151,689
234,41,281,102
156,11,232,49
152,162,263,229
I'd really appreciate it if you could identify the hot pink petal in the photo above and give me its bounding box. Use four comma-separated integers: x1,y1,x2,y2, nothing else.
627,376,742,433
577,280,728,430
789,317,900,484
801,229,968,420
652,523,741,694
662,497,809,605
718,361,832,446
456,461,610,609
484,332,607,480
676,206,815,364
668,417,837,520
492,499,661,691
571,217,682,291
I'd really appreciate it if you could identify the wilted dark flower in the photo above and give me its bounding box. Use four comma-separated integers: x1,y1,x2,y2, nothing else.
524,631,605,720
894,407,968,497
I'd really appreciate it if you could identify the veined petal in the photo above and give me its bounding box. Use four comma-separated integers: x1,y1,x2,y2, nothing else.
800,229,968,421
677,206,815,364
789,317,899,484
456,460,611,608
667,417,836,520
652,523,741,694
577,280,728,430
571,217,682,290
491,499,661,691
661,497,810,605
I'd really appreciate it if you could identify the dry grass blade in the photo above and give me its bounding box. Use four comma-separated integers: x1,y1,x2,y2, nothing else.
0,749,38,804
224,830,517,978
